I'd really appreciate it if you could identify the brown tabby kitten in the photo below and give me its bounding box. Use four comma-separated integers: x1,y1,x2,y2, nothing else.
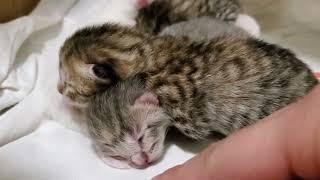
135,0,242,34
59,23,318,139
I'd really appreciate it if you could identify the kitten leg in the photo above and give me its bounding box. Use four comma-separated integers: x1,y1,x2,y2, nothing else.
235,14,261,37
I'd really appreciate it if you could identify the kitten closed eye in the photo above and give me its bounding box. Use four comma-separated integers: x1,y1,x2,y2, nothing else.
149,142,157,152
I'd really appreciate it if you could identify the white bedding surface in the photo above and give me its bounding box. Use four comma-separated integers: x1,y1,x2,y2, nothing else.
0,0,319,180
0,121,199,180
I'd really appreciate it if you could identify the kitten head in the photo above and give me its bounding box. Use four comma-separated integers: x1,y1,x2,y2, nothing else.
86,78,170,169
58,24,147,107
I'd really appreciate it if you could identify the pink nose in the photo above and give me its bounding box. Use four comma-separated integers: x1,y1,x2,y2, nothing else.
130,152,150,168
57,82,65,94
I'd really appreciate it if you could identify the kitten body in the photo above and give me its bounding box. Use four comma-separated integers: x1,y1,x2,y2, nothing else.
135,0,242,34
160,16,249,41
59,24,318,141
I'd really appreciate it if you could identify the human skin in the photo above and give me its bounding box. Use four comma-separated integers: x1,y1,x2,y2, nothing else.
153,84,320,180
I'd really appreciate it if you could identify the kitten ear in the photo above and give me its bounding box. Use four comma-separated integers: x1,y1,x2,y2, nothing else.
134,92,159,107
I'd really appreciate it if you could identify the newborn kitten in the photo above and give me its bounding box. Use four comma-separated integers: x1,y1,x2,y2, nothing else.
59,24,318,141
86,77,169,169
160,16,249,41
78,20,248,169
135,0,242,34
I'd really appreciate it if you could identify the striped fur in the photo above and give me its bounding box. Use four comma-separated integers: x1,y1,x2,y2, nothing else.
60,24,318,140
135,0,242,34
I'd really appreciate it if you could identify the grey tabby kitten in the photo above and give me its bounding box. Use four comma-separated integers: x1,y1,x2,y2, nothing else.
59,23,318,168
135,0,242,34
87,77,169,169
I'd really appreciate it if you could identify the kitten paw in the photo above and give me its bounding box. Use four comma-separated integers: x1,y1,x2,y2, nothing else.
235,14,261,37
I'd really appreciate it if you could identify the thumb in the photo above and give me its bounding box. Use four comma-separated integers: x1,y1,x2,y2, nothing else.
152,143,221,180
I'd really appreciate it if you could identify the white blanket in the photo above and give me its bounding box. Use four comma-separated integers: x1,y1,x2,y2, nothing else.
0,0,319,180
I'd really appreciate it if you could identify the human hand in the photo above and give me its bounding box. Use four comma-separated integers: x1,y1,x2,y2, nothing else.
153,85,320,180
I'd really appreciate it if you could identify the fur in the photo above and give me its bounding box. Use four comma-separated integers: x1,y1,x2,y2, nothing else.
135,0,242,34
159,16,249,41
59,24,318,169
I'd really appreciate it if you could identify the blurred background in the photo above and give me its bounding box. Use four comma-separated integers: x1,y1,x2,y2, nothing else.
241,0,320,62
0,0,39,23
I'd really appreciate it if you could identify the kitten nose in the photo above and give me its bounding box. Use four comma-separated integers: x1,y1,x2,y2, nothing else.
130,152,150,168
57,81,65,94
